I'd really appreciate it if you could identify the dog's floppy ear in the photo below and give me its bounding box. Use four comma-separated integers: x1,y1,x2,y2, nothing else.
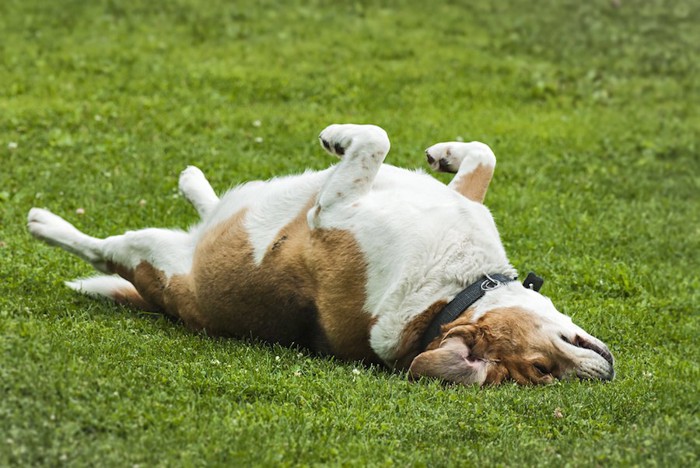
408,333,486,386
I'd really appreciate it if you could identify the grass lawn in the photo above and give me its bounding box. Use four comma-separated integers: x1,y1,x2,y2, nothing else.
1,0,698,465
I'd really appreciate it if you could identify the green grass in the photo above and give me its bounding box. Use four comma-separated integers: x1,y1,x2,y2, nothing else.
1,0,698,465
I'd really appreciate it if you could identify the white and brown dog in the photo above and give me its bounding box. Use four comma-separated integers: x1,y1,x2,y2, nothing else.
27,124,614,386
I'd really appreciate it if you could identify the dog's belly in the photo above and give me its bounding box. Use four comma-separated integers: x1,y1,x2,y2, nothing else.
190,197,381,362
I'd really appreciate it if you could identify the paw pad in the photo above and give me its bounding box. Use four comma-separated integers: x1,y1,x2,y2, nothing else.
425,145,460,173
319,136,346,157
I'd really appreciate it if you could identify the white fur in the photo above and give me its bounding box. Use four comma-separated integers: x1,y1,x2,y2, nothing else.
178,166,219,218
312,124,391,227
242,171,327,265
65,275,136,298
28,208,107,270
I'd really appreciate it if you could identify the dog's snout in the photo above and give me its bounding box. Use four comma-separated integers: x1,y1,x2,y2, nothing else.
425,150,435,164
574,335,614,366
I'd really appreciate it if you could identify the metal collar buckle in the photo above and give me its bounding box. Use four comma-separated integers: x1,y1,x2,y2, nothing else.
480,273,504,291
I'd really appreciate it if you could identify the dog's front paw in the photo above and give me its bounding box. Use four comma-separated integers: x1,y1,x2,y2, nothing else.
319,124,390,158
425,141,495,173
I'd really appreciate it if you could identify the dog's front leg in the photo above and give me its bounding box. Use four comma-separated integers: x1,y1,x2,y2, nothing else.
308,124,390,228
424,141,496,203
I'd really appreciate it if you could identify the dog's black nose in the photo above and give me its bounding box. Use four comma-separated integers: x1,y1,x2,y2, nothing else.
425,150,435,164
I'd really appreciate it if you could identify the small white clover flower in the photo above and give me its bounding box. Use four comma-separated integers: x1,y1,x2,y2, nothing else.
8,142,18,150
254,137,264,144
252,120,262,127
352,368,361,375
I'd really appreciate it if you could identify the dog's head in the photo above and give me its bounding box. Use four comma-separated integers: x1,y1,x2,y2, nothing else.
409,285,614,385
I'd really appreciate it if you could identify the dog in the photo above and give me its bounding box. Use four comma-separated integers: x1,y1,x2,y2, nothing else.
27,124,614,385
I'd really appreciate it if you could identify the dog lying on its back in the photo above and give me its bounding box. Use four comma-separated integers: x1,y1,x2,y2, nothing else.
28,124,614,385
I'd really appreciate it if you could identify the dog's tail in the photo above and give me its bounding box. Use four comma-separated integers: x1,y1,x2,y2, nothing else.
66,275,159,311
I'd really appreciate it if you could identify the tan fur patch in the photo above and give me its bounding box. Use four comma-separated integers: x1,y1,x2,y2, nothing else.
108,260,203,329
444,307,574,385
131,262,168,311
189,201,380,362
105,260,164,312
308,228,380,362
453,164,494,203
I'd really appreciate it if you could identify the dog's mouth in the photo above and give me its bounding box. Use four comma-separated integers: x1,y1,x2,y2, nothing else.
558,333,615,381
571,334,614,366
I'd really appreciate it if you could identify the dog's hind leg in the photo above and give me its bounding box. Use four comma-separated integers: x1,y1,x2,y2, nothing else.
178,165,219,219
309,124,390,227
65,275,161,312
424,142,496,203
27,208,203,329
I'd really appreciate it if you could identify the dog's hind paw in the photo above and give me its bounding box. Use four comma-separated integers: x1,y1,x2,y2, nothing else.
179,166,208,198
27,208,81,245
178,165,219,218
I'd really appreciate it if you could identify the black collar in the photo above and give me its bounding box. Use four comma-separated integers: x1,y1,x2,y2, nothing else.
418,273,516,351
